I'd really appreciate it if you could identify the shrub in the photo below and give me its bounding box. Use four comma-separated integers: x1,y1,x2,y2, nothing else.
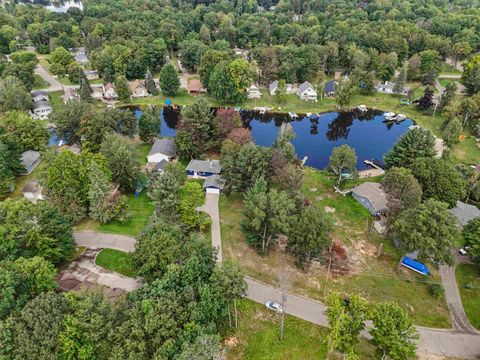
428,283,444,298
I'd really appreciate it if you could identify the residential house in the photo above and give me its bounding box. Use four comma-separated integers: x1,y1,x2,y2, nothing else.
153,159,168,174
22,180,43,203
147,138,176,164
375,81,409,96
31,90,49,103
130,79,149,98
449,201,480,227
31,100,52,120
21,150,41,175
298,81,317,101
73,47,89,65
247,84,261,99
186,159,221,178
83,70,99,80
203,174,225,194
62,87,79,104
351,182,388,216
269,80,293,96
324,80,336,97
103,83,118,100
187,79,202,95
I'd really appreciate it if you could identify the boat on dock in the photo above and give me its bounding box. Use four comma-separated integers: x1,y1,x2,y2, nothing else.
253,106,272,114
306,112,312,117
288,112,298,119
357,105,367,113
395,114,406,122
383,112,396,122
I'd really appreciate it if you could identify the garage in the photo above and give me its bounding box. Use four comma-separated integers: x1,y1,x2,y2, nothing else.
205,187,220,194
203,175,225,194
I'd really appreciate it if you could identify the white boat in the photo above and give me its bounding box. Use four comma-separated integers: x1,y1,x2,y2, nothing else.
395,114,406,122
357,105,367,112
384,112,396,120
306,113,312,117
288,112,298,119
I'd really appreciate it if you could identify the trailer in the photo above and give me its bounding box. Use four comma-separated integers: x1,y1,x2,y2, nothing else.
401,256,430,276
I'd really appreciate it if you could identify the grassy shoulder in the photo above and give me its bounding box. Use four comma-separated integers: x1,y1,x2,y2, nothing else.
455,263,480,330
95,248,137,277
219,168,451,328
226,299,375,359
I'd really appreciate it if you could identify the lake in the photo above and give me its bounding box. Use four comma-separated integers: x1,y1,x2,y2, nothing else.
15,0,83,12
134,107,413,170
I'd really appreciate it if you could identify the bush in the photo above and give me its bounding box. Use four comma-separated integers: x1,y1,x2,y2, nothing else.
428,283,444,298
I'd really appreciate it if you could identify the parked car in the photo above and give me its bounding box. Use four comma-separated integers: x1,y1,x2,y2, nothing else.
459,247,469,255
265,300,284,313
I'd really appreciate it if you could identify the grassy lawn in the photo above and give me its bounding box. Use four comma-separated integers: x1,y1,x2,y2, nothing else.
219,168,451,328
226,299,375,359
33,74,49,89
440,62,462,75
451,136,480,164
136,143,151,166
95,248,137,277
438,78,452,88
58,76,75,86
456,263,480,330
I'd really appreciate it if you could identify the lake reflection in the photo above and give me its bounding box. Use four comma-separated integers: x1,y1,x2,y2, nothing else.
15,0,83,12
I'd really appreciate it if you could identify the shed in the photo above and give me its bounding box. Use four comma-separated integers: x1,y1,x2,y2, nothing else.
22,180,43,203
21,150,41,175
186,159,221,178
187,79,202,95
147,138,176,163
351,182,387,215
203,174,225,194
449,201,480,227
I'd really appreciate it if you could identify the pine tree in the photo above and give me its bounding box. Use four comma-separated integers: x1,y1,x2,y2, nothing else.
393,64,407,94
104,67,114,84
79,78,92,102
159,63,180,96
145,69,157,95
115,75,131,102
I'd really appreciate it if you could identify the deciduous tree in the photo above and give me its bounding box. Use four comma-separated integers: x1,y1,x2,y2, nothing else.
0,76,32,112
328,144,357,186
463,218,480,263
115,74,131,102
51,101,91,145
227,127,253,145
159,63,180,96
0,111,48,152
179,181,205,228
139,107,160,143
462,54,480,95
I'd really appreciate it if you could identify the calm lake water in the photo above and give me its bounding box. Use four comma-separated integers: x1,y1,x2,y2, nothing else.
133,107,413,170
16,0,83,12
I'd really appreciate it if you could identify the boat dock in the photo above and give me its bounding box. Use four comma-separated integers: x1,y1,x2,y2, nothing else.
359,160,385,178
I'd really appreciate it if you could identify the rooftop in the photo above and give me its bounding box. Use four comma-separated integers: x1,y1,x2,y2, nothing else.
203,174,225,190
299,81,314,93
352,182,388,213
324,80,336,93
21,150,40,170
186,159,221,174
148,138,176,157
449,201,480,227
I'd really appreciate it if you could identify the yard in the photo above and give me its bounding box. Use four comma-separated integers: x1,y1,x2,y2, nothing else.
225,299,375,359
455,263,480,330
95,248,137,278
219,168,451,328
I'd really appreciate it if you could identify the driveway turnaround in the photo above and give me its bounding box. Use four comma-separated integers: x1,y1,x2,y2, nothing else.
198,193,222,262
74,231,136,253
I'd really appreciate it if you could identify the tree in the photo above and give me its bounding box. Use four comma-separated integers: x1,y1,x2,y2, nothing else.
79,111,116,152
211,260,247,328
145,68,157,95
384,127,436,169
393,199,460,264
0,129,23,193
0,111,49,151
462,55,480,95
409,157,466,207
109,108,137,137
370,302,418,360
382,167,422,229
463,218,480,263
115,74,131,102
175,98,216,158
49,46,74,76
198,49,231,88
456,164,480,203
79,78,92,102
0,198,74,264
51,101,91,145
407,54,421,81
178,335,221,360
439,82,458,110
209,59,254,104
325,292,367,358
148,167,183,218
276,79,287,104
159,63,180,96
335,78,355,110
442,118,462,147
179,181,205,228
419,50,440,84
328,144,357,186
0,76,32,112
241,178,295,254
100,133,139,192
88,161,128,223
216,108,241,140
288,206,333,269
139,107,160,143
417,86,435,112
221,141,271,193
393,64,407,94
227,127,253,145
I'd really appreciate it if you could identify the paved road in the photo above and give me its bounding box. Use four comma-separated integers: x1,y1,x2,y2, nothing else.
198,193,223,262
74,231,136,252
35,63,63,92
439,264,479,334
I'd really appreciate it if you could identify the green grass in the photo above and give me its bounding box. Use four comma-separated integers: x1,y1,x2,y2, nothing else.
136,143,151,166
219,168,451,328
95,248,137,277
440,62,462,75
451,136,480,164
438,78,452,88
58,76,75,86
33,74,49,89
226,299,375,359
456,263,480,330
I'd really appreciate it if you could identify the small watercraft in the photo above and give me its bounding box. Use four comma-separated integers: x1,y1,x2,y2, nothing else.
288,112,298,119
357,105,367,113
395,114,406,122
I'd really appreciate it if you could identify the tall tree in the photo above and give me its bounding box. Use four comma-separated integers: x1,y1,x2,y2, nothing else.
79,111,116,152
178,181,205,228
439,82,458,110
384,127,436,169
0,129,24,193
416,86,435,112
275,79,287,104
216,108,241,140
145,68,157,95
442,118,462,147
79,78,92,102
139,107,160,143
49,46,74,76
159,63,180,96
370,302,418,360
462,54,480,95
209,59,253,104
335,78,355,110
0,111,49,151
463,218,480,263
393,199,460,264
51,101,91,145
328,144,357,186
115,74,131,102
393,64,407,94
0,76,32,112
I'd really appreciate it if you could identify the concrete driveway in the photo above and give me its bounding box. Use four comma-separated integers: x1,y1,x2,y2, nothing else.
35,63,63,92
198,193,222,262
74,231,136,252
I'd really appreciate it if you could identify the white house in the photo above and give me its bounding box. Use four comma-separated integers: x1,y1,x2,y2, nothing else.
73,47,89,65
147,138,176,164
103,83,118,100
22,180,43,203
84,70,99,80
375,81,409,95
186,160,221,178
298,81,317,101
203,174,225,194
130,79,149,98
449,201,480,227
269,80,293,96
247,84,261,99
31,100,52,120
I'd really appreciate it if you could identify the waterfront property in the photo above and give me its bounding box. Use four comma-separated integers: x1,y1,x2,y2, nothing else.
298,81,317,101
203,174,225,194
103,83,118,100
247,84,262,99
21,150,41,175
147,138,176,164
269,80,293,96
449,200,480,227
130,80,149,98
351,182,388,216
186,159,221,178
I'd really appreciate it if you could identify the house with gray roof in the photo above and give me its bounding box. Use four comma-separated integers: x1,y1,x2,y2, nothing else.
324,80,336,97
375,81,409,95
73,47,89,65
351,182,388,216
21,150,41,175
147,138,176,163
269,80,293,96
31,90,49,102
297,81,317,101
154,159,168,174
203,174,225,194
449,201,480,227
186,160,221,178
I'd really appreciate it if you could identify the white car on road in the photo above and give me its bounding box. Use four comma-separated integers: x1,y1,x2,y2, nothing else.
265,300,284,313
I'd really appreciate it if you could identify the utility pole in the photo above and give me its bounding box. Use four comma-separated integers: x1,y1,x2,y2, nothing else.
280,292,286,341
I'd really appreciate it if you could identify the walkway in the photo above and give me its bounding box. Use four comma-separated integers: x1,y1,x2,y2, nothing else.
198,193,222,262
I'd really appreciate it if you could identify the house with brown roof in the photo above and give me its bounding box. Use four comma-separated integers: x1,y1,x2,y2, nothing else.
103,83,118,100
187,79,202,95
130,80,149,98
